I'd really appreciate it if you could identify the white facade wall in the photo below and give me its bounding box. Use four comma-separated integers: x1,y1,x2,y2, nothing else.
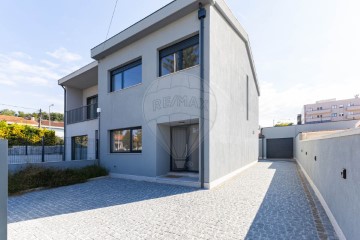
208,5,259,183
295,129,360,240
0,140,7,240
82,85,98,106
65,119,98,161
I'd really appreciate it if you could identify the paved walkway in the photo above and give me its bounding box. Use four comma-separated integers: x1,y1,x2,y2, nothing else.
8,161,337,240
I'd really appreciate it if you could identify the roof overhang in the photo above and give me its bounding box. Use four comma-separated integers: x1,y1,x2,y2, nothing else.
90,0,260,95
91,0,212,60
58,61,98,89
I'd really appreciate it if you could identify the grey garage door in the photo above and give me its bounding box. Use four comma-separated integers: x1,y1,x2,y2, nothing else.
266,138,293,159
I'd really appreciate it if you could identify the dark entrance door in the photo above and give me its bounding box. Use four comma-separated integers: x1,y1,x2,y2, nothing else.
171,124,199,172
266,138,293,159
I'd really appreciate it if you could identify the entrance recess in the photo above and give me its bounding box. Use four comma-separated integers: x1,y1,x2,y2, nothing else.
171,124,199,172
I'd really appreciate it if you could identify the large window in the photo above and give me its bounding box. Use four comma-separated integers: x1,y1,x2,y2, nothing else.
110,127,142,153
72,136,88,160
110,59,142,92
86,95,98,120
159,35,199,76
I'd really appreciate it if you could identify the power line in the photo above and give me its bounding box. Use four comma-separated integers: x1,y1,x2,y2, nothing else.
105,0,119,42
0,103,39,111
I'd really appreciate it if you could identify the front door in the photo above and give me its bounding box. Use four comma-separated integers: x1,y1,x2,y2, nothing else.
171,124,199,172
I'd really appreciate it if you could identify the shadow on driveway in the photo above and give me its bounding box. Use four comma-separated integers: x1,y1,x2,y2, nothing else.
244,160,338,239
8,177,198,223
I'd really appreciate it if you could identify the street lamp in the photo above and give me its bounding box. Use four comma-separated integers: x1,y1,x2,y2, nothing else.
49,104,54,127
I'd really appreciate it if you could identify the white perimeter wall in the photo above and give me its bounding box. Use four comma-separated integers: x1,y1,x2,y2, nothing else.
295,129,360,239
208,5,259,182
0,140,8,240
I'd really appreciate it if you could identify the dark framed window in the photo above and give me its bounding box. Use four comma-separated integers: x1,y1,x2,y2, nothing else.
86,95,98,120
110,59,142,92
110,127,142,153
159,35,199,77
72,135,88,160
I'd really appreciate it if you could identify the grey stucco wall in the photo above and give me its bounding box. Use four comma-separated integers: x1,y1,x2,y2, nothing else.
65,119,98,161
8,160,96,174
262,120,359,158
208,5,259,182
97,10,204,178
295,129,360,239
0,140,8,240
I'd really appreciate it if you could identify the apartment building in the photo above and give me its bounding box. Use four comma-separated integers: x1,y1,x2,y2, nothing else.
58,0,260,188
304,96,360,124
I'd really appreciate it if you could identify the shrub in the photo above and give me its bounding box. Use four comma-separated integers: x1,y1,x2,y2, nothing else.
8,165,108,195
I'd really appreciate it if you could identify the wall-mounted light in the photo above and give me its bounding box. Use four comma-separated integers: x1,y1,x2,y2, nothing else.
314,156,317,161
341,168,347,179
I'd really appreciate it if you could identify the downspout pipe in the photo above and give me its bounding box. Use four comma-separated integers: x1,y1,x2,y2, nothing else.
61,85,66,161
198,3,206,189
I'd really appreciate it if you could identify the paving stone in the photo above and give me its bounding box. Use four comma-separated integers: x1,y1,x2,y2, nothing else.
8,161,337,240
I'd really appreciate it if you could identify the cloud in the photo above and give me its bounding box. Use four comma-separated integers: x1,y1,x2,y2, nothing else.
41,60,60,68
0,56,59,88
11,51,32,60
46,47,82,62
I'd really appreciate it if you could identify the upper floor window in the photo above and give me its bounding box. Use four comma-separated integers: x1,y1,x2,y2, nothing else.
339,104,344,108
331,105,337,109
159,35,199,77
110,59,142,92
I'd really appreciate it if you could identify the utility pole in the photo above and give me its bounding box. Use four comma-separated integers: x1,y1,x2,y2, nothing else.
49,104,54,127
38,109,42,128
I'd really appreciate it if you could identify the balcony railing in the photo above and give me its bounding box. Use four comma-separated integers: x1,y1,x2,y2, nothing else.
346,105,360,111
305,108,332,115
67,103,98,125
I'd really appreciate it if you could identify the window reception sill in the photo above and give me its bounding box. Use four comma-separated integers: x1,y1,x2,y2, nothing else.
108,152,142,155
108,83,142,95
157,65,200,80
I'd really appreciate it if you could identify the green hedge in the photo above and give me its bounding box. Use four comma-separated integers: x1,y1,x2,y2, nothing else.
9,165,108,195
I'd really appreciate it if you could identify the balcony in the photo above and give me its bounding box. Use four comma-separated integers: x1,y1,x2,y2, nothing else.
346,105,360,111
67,103,98,125
346,113,360,120
305,108,332,115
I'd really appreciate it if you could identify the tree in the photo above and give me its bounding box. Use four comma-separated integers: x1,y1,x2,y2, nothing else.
0,121,58,146
274,122,294,127
0,109,16,116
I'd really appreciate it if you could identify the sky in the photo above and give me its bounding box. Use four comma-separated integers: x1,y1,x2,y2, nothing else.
1,0,360,127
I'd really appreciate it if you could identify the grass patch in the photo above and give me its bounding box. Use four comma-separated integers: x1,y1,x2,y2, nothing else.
9,165,108,195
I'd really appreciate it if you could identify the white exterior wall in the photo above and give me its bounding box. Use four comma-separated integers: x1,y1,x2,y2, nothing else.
207,5,259,183
97,11,203,177
295,129,360,240
0,140,7,240
66,87,82,110
65,119,98,161
82,85,98,105
65,85,99,161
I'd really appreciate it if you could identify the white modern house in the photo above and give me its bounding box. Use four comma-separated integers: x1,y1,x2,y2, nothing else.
58,0,260,188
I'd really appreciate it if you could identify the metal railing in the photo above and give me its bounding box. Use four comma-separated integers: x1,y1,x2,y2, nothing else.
8,137,98,164
67,103,98,125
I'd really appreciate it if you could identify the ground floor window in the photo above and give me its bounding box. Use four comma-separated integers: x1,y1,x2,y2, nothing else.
72,135,88,160
110,127,142,153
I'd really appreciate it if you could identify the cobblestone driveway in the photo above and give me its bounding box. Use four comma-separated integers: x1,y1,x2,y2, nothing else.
8,161,337,240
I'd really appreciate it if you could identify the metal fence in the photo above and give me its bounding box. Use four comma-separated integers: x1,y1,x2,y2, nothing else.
8,137,98,164
8,139,64,164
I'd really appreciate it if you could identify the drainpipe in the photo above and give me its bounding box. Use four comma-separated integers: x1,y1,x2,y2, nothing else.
198,3,206,189
97,107,101,166
61,85,67,161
